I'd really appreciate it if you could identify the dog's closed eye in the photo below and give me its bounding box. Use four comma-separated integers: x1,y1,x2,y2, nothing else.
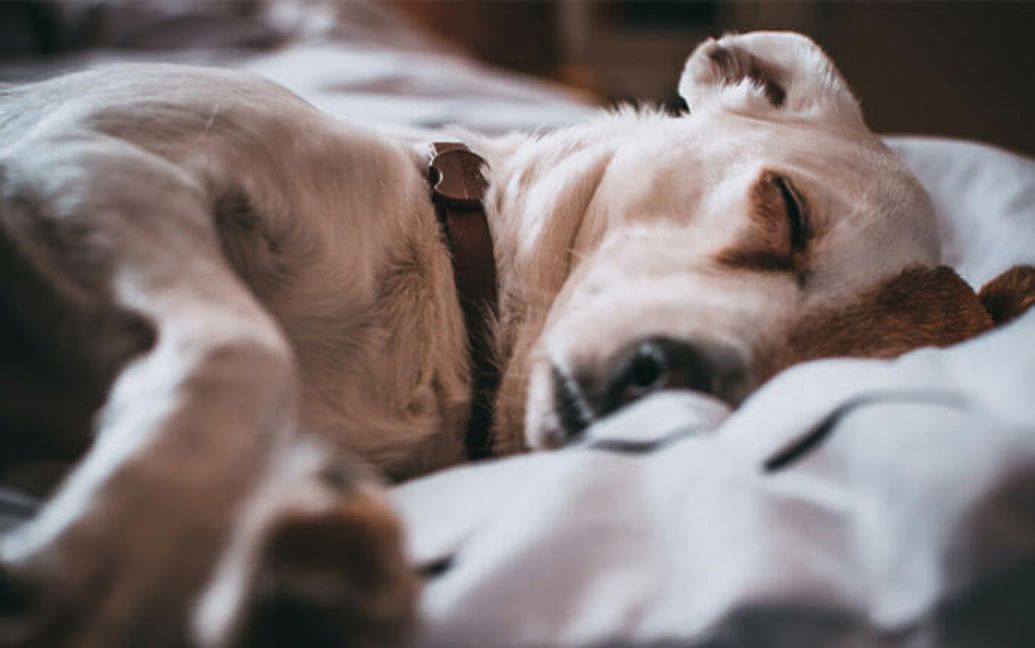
717,170,811,275
773,174,809,254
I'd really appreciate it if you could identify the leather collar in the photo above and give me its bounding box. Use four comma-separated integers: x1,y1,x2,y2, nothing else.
428,142,498,460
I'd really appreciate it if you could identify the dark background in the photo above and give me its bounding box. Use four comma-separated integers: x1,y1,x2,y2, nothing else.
391,1,1035,156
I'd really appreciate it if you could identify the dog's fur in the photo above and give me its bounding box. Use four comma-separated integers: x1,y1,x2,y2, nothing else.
0,32,1027,646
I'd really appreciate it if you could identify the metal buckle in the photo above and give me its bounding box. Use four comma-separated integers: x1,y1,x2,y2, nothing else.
429,148,488,209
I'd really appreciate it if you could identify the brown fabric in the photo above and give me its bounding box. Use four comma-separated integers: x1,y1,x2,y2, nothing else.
429,143,499,459
978,264,1035,325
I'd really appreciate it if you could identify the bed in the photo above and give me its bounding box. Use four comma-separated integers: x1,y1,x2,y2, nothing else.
2,2,1034,646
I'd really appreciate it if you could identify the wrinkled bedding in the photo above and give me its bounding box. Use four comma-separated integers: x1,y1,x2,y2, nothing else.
2,3,1034,646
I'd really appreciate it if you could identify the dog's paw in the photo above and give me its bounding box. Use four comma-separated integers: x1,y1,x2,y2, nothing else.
679,31,861,122
195,446,418,648
234,494,417,648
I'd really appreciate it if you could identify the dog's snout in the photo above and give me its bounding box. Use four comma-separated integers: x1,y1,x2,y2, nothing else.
551,337,745,442
604,337,743,411
605,339,684,410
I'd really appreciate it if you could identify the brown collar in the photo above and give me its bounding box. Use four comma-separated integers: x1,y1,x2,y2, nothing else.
428,142,499,460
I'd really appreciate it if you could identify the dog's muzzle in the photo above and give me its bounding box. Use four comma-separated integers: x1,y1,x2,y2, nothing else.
551,336,746,442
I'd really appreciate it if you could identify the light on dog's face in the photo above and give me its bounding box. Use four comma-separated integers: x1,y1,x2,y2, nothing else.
501,32,979,451
519,111,941,450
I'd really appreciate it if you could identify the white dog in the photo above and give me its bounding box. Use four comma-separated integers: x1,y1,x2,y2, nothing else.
0,32,1021,646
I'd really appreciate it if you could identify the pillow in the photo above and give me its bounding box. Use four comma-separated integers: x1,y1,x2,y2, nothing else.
886,136,1035,287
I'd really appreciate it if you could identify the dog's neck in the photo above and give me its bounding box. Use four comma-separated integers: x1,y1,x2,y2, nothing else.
427,143,499,459
450,121,623,454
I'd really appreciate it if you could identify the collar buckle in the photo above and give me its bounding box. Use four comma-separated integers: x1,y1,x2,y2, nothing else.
430,148,489,209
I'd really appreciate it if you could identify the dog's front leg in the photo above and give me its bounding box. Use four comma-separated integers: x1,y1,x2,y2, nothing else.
0,150,414,646
0,283,301,646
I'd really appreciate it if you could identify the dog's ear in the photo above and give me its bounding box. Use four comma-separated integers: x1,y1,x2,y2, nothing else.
679,31,863,124
978,265,1035,325
784,266,993,366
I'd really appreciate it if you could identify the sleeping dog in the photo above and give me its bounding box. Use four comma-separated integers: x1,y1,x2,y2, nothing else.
0,31,1030,646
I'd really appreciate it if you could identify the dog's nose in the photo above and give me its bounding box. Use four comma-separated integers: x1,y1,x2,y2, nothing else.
603,336,745,412
552,337,744,441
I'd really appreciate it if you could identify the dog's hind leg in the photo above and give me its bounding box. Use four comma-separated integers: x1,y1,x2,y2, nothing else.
0,142,413,646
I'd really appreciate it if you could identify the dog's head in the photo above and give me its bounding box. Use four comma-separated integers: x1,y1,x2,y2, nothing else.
488,32,992,451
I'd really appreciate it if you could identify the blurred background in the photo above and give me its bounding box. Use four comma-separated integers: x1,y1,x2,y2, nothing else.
390,0,1035,155
1,1,1033,154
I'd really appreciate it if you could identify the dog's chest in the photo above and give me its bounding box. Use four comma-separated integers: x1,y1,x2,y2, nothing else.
211,137,473,478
